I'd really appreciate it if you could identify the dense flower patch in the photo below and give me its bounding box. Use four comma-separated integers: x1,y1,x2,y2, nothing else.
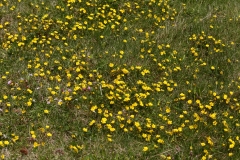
0,0,239,159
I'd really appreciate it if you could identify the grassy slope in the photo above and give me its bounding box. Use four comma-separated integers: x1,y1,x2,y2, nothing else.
0,0,240,159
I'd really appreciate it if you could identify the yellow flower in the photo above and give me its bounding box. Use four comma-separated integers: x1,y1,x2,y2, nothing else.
122,68,129,74
187,100,192,104
47,132,52,137
223,94,228,100
109,63,114,67
51,91,56,95
27,89,33,94
77,145,84,150
229,139,235,148
33,142,40,148
83,128,88,132
3,95,8,100
157,139,164,144
69,145,79,153
101,118,107,124
229,143,234,149
206,136,214,146
165,107,171,113
119,50,124,55
209,113,217,119
141,69,150,76
90,105,97,112
6,102,11,107
32,134,36,139
142,146,148,152
1,154,4,160
167,120,172,125
27,101,32,106
89,120,96,126
0,141,4,147
64,96,72,101
58,100,63,105
201,142,206,146
108,137,112,142
12,135,19,142
44,110,49,114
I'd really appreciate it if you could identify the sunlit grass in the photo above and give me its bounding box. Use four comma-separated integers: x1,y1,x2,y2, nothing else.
0,0,240,159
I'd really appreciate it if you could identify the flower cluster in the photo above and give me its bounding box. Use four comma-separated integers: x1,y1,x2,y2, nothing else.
0,0,239,159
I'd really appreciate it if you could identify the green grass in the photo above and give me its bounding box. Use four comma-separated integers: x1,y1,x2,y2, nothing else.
0,0,240,159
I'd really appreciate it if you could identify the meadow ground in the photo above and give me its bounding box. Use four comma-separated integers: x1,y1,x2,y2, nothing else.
0,0,240,159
